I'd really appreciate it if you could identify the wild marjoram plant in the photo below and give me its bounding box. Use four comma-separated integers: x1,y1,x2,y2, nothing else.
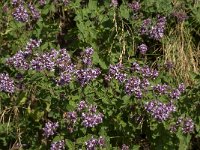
0,40,194,149
0,0,200,149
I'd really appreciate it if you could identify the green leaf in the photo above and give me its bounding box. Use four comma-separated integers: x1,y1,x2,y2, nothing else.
120,4,130,19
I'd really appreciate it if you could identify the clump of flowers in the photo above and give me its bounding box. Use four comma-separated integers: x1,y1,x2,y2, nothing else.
13,4,29,22
121,144,129,150
105,64,127,83
138,44,148,55
170,117,194,134
43,121,59,138
111,0,118,7
81,47,94,66
30,49,58,71
153,84,169,95
50,140,65,150
140,15,167,40
75,68,101,86
64,101,103,130
6,51,29,70
0,73,15,93
85,136,104,150
128,1,140,12
145,100,176,121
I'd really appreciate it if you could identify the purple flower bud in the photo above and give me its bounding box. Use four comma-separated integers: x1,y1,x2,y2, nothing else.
122,144,129,150
82,47,94,66
178,83,185,93
85,136,104,150
13,5,29,22
111,0,118,7
66,111,77,124
138,44,148,55
182,118,194,134
128,1,140,12
0,73,15,93
43,121,59,138
170,89,181,99
77,100,88,111
50,140,65,150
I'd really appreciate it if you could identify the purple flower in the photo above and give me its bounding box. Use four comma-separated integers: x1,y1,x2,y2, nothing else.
55,49,72,71
76,68,101,86
128,1,140,12
13,5,29,22
85,136,104,150
56,71,72,85
66,111,77,124
25,39,42,55
140,18,151,35
149,16,166,40
182,118,194,134
122,144,129,150
125,77,142,98
153,84,169,95
43,121,59,138
77,100,88,111
82,47,94,66
141,66,158,79
28,3,40,20
39,0,46,6
111,0,118,7
0,73,15,93
6,51,29,70
81,112,103,128
145,100,176,121
170,89,181,99
138,44,148,55
30,49,58,71
50,140,65,150
131,62,141,72
108,64,127,83
178,83,185,93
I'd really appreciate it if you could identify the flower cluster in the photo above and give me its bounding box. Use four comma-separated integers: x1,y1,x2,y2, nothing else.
149,16,166,40
145,100,176,121
6,51,29,70
111,0,118,7
28,3,40,20
30,49,58,71
81,104,103,128
125,76,142,98
75,68,101,86
153,84,169,95
121,144,129,150
25,39,42,55
50,140,65,150
12,2,40,22
141,16,166,40
128,1,140,12
170,117,194,134
66,111,77,124
85,136,104,150
82,47,94,66
106,64,127,83
64,101,103,130
13,4,29,22
0,73,15,93
138,44,148,55
6,39,42,70
131,62,159,79
43,121,59,138
39,0,46,6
